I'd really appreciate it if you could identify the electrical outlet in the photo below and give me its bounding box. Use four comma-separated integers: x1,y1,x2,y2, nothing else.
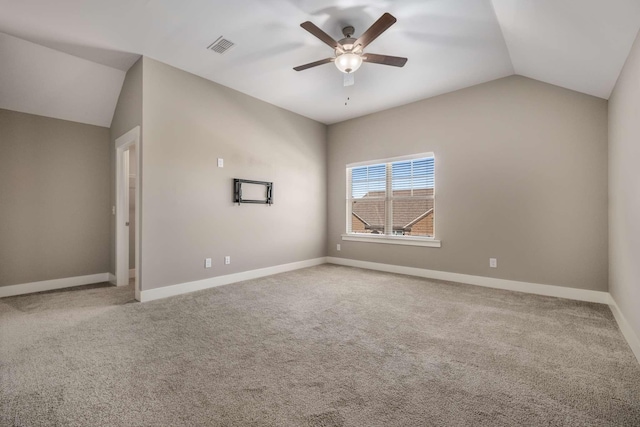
205,258,212,268
489,258,497,268
224,256,231,265
336,244,341,251
217,158,224,168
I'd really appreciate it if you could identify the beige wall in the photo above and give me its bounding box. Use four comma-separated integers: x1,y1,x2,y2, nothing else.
328,76,608,291
609,31,640,341
0,109,110,286
140,58,327,291
109,57,142,275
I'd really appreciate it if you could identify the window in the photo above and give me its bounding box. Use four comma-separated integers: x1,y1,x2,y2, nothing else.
344,153,440,247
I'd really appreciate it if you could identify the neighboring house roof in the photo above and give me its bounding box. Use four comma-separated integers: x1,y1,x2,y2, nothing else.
403,208,434,229
351,212,370,227
352,189,433,231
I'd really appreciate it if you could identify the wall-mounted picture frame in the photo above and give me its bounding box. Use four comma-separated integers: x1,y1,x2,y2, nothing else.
233,178,273,205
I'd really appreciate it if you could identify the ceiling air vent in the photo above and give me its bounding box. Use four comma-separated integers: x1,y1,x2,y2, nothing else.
207,36,235,54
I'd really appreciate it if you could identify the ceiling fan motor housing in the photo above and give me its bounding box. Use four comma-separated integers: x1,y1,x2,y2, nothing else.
337,37,358,52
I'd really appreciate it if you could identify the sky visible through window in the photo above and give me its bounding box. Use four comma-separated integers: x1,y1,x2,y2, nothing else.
351,158,434,199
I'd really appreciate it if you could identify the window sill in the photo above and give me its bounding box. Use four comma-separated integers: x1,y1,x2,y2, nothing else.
341,234,442,248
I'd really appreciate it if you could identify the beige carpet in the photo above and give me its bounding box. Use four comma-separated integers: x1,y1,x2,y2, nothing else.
1,265,639,426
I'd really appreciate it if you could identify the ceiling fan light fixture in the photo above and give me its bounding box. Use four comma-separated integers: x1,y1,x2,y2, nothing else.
335,52,362,74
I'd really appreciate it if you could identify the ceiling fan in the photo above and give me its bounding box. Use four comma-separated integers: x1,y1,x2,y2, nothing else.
293,12,407,84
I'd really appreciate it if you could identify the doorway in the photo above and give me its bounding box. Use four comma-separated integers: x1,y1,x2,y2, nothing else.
115,126,141,301
127,146,137,284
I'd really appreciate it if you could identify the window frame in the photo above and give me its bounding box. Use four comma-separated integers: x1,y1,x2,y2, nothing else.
343,152,441,248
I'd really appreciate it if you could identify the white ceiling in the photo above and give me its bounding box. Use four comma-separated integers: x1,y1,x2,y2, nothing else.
492,0,640,99
0,32,125,127
0,0,639,127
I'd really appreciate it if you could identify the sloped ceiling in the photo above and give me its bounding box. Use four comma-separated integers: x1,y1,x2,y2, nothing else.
0,0,639,127
0,33,126,127
492,0,640,99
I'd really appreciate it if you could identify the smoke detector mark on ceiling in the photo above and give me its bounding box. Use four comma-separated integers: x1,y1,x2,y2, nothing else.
207,36,235,54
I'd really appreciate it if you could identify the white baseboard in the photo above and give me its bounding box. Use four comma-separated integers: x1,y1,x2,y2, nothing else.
326,257,610,304
109,273,116,285
608,296,640,365
140,257,327,302
129,269,136,279
0,273,111,298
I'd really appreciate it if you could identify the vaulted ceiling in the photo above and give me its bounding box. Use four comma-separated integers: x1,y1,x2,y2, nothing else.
1,0,639,127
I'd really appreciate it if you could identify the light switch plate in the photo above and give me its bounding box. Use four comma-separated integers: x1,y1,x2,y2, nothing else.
217,158,224,168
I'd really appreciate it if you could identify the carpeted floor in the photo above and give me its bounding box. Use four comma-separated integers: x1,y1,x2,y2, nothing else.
1,265,639,426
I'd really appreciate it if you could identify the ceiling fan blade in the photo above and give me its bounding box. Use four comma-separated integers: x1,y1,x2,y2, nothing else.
300,21,340,50
293,58,334,71
363,53,407,67
355,13,397,49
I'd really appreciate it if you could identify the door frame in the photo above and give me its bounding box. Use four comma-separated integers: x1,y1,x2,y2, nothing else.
115,126,141,301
